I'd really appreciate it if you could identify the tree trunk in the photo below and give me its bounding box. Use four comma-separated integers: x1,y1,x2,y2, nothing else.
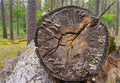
50,0,55,10
1,0,7,38
95,0,100,16
16,0,18,5
35,6,109,82
115,0,119,36
16,17,19,36
27,0,36,45
0,1,1,20
70,0,73,5
10,0,14,40
40,0,41,10
22,0,26,33
88,0,91,10
60,0,64,7
82,0,84,7
75,0,79,6
64,0,68,6
50,0,52,11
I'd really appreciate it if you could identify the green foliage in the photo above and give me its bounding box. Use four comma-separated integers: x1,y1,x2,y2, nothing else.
13,6,26,19
102,14,115,23
108,35,117,54
43,2,50,12
36,10,42,23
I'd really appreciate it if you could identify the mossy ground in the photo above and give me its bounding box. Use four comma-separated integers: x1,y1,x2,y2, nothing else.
0,38,27,69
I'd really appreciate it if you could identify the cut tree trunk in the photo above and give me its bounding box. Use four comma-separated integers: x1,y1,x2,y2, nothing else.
4,6,120,83
1,0,7,38
35,6,109,82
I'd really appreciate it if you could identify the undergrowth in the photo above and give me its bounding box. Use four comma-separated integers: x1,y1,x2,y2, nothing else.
0,38,27,69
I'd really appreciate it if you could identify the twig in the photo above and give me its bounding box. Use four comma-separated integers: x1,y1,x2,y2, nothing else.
99,1,115,18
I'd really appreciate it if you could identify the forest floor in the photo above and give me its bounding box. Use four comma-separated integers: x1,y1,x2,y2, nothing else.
0,38,27,69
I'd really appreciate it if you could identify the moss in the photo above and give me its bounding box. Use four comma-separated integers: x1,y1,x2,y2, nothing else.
108,35,117,54
0,38,27,69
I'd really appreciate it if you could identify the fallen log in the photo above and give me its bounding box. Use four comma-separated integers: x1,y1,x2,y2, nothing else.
35,6,109,82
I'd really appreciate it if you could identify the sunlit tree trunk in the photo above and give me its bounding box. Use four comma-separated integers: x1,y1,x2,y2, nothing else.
50,0,56,10
64,0,68,6
88,0,91,10
1,0,7,38
60,0,64,7
95,0,100,16
82,0,84,7
76,0,79,6
15,0,20,36
27,0,36,44
115,0,119,36
0,1,1,20
22,0,26,33
40,0,41,10
50,0,52,10
70,0,73,5
10,0,14,40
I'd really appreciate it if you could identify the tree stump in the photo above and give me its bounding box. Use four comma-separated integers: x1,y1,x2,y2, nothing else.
35,6,109,81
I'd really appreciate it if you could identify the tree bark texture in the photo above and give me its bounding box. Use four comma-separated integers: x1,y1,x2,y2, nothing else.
1,0,7,38
95,0,100,16
27,0,36,44
6,41,60,83
115,0,119,36
70,0,73,5
22,0,26,33
10,0,14,40
82,0,84,7
60,0,64,7
35,6,109,81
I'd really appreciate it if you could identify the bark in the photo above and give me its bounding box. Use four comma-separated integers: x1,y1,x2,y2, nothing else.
50,0,52,10
64,0,68,6
0,1,1,20
15,0,20,36
27,0,36,45
16,0,18,5
35,6,109,81
10,0,14,40
70,0,73,5
101,0,107,12
6,41,60,83
40,0,41,10
50,0,55,10
22,0,26,33
75,0,79,6
95,0,100,16
16,17,19,36
82,0,84,7
115,0,119,36
88,0,91,10
60,0,64,7
1,0,7,38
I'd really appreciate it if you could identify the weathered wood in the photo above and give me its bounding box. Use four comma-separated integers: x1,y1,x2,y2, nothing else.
35,6,109,81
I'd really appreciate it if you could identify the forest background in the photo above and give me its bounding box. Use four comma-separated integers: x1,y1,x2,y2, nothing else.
0,0,119,71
